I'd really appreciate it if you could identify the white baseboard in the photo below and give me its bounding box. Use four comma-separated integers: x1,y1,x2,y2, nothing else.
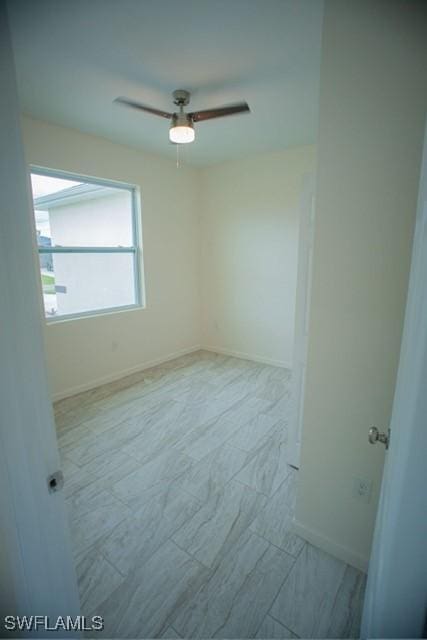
52,345,201,402
202,345,292,370
292,518,369,573
52,344,290,402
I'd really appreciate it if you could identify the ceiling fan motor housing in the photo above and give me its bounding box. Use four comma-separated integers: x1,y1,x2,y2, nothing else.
172,112,194,127
173,89,191,107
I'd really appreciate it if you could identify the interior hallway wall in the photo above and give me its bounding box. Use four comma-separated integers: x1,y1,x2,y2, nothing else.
22,116,201,399
295,0,427,570
200,146,316,367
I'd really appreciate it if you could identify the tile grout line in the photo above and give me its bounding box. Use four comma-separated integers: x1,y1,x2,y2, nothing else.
248,529,302,638
167,538,214,574
262,540,307,636
268,611,301,638
170,625,183,638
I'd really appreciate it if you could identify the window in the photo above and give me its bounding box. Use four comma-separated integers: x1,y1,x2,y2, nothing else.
30,168,142,320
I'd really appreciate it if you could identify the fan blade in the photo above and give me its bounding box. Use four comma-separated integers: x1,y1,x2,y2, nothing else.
189,102,250,122
114,97,173,119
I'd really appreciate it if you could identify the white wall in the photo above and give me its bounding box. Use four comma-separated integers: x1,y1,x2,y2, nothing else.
200,147,316,367
22,116,201,399
294,0,427,571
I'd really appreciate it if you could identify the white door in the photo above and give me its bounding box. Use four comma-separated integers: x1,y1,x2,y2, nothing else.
360,123,427,637
287,173,315,468
0,6,80,627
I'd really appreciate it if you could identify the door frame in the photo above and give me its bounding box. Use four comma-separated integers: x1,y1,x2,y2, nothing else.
287,172,316,469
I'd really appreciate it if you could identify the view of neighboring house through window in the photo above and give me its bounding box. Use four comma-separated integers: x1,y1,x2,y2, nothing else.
30,169,141,320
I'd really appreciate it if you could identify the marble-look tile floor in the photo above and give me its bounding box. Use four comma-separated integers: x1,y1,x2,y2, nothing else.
55,350,366,639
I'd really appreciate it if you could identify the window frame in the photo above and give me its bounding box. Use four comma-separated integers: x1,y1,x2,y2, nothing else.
30,165,144,323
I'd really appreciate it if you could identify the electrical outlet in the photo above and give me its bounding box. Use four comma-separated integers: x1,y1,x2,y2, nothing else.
353,477,373,503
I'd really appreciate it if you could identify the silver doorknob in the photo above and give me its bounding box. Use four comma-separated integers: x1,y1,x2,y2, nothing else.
368,426,390,449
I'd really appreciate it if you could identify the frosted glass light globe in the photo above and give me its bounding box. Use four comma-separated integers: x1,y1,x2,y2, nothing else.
169,124,195,144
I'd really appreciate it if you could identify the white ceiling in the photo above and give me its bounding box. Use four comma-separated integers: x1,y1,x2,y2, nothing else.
8,0,323,166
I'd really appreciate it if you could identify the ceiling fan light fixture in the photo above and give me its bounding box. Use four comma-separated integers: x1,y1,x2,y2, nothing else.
169,113,195,144
169,124,195,144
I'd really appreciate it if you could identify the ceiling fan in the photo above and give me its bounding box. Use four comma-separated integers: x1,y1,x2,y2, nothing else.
114,89,250,144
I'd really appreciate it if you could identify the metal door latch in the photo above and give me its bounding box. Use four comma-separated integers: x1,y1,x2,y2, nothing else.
47,470,64,493
368,426,390,450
